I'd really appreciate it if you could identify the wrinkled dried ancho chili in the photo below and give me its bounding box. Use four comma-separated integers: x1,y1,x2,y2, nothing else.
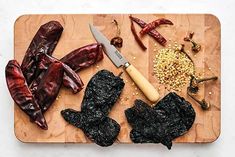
61,70,125,146
125,92,195,149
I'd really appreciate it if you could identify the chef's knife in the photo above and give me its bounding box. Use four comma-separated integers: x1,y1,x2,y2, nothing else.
89,24,159,102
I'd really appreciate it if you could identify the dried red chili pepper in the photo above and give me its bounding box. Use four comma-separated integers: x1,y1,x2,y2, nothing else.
21,21,63,84
5,60,48,130
34,61,64,112
110,19,123,48
130,16,167,46
130,19,147,51
62,64,84,93
110,37,123,48
60,43,103,72
30,43,103,94
30,53,83,94
140,18,173,35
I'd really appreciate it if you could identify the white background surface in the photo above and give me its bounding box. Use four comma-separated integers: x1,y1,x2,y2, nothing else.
0,0,234,156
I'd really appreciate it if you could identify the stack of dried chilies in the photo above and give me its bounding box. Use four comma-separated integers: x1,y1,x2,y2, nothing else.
6,21,104,129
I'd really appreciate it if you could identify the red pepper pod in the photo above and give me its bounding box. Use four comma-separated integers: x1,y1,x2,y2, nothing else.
30,53,84,94
130,19,147,51
60,43,103,72
62,64,84,93
5,60,48,130
21,21,63,84
34,61,64,112
140,18,173,35
130,16,167,46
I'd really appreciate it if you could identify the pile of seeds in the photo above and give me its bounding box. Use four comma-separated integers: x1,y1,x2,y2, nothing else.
153,44,195,91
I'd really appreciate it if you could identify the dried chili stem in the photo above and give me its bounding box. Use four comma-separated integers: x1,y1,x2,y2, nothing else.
179,44,195,66
196,76,218,83
184,32,201,53
187,89,210,110
112,19,121,37
118,71,124,77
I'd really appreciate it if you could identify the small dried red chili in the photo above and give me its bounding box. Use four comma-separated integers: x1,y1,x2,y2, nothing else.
5,60,48,130
34,61,64,112
130,16,167,46
60,43,103,72
130,19,147,50
140,18,173,35
21,21,63,84
110,19,123,48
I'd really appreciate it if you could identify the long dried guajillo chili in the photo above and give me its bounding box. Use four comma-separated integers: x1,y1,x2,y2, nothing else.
140,18,173,35
5,60,48,130
130,19,147,50
34,61,64,112
21,21,63,84
130,16,167,46
60,43,103,72
30,53,83,94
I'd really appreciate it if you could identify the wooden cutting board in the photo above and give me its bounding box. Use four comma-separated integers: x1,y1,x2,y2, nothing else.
14,14,221,144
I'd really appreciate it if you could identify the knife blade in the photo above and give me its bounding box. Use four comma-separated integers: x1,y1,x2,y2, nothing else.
89,24,159,102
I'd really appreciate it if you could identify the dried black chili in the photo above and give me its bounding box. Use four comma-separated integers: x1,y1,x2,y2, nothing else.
60,43,103,72
21,21,63,84
130,16,167,46
140,18,173,35
184,32,201,53
110,20,123,48
130,19,147,51
61,70,125,146
125,92,195,149
5,60,48,130
34,61,64,112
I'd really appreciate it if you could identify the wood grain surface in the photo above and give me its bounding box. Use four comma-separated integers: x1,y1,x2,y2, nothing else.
14,14,221,144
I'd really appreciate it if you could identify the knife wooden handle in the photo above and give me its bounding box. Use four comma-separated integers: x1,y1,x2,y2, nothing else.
125,64,159,102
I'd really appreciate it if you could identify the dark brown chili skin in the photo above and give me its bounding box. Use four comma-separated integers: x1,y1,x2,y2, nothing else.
5,60,48,130
60,43,103,72
130,19,147,50
30,53,84,94
130,16,167,46
140,18,173,35
34,61,64,112
21,21,63,84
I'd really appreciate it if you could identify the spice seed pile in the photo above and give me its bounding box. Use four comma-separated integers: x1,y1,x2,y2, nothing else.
153,44,195,91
